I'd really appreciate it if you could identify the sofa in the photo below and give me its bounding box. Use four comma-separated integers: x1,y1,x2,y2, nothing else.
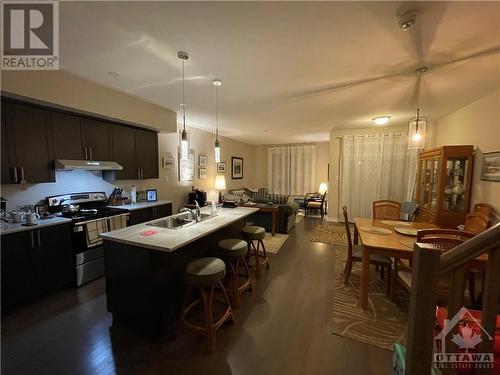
226,188,299,234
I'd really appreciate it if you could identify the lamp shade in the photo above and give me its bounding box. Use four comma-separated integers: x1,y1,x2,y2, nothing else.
408,116,426,149
214,175,226,190
318,182,328,194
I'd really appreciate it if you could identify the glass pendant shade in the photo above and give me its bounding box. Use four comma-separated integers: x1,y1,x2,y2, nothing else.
408,116,426,149
180,129,189,160
214,138,221,163
213,79,222,164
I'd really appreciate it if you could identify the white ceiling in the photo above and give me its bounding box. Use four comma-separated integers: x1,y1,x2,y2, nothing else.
59,1,500,145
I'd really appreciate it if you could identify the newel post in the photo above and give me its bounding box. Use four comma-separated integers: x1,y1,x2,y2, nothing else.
406,242,442,375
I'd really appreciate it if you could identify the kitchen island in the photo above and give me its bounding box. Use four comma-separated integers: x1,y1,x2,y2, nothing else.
100,206,258,338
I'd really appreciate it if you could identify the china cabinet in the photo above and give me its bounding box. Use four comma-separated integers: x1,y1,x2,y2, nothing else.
415,145,474,228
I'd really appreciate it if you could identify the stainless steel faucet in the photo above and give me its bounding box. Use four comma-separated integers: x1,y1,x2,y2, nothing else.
179,200,201,222
193,200,201,222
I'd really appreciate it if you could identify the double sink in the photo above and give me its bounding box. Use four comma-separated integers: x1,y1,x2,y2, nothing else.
146,212,214,230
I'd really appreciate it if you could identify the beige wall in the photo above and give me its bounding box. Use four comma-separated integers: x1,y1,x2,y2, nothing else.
1,70,177,132
252,142,330,193
434,89,500,218
328,125,412,221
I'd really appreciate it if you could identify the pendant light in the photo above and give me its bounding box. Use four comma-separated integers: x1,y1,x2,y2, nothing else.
178,51,189,160
408,67,427,149
213,79,222,163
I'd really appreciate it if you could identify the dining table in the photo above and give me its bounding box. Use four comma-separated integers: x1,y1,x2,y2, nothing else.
353,217,438,310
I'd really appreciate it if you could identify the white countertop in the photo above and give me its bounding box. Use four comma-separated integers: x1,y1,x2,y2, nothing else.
0,216,72,235
100,206,259,253
107,200,172,211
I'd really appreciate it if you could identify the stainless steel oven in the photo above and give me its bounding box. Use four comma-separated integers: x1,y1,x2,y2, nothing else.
46,192,128,286
73,214,128,285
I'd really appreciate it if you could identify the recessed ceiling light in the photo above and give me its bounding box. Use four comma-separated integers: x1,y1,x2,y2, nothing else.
372,116,391,125
108,71,119,78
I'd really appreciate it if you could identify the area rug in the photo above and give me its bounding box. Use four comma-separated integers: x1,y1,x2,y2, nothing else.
261,232,289,254
310,222,353,246
332,249,408,350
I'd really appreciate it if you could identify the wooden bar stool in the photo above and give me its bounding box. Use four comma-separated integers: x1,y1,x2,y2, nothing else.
218,239,252,309
181,257,234,353
242,226,269,276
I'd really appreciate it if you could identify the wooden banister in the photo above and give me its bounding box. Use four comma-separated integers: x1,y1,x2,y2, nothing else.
406,243,442,375
406,222,500,374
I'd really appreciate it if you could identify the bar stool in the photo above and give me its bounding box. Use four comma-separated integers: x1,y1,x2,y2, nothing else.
217,239,252,308
242,226,269,276
181,257,234,353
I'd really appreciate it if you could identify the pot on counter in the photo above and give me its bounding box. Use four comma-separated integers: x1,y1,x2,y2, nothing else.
61,204,80,215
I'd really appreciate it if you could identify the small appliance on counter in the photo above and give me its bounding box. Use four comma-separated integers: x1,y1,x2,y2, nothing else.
188,188,207,207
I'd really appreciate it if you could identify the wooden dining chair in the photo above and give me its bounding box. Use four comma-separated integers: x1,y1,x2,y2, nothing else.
342,206,393,296
305,192,327,219
373,200,401,220
473,203,495,221
392,229,475,302
400,202,419,221
464,212,489,234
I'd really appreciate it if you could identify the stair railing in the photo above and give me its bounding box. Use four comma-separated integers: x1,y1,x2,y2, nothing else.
405,222,500,374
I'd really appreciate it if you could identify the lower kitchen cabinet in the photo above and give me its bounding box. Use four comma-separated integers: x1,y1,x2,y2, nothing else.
128,203,172,226
1,223,73,310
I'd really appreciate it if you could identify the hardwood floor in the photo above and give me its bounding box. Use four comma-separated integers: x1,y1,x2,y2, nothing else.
1,218,392,375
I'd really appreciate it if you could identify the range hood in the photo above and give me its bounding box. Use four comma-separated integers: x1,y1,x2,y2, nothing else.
55,159,123,171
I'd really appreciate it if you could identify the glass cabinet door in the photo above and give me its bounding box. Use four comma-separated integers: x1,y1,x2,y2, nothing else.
442,157,468,212
430,158,440,209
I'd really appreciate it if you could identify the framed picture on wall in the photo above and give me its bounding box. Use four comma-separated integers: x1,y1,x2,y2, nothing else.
231,157,243,179
481,151,500,181
217,162,227,173
199,168,207,179
199,155,208,167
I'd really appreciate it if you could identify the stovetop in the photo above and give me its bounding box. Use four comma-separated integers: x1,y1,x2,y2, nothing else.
47,191,127,223
59,206,126,223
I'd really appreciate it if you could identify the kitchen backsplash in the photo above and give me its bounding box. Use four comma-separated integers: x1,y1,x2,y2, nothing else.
1,170,124,210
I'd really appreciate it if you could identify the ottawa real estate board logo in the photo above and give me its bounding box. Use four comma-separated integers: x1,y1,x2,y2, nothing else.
434,307,494,370
1,1,59,70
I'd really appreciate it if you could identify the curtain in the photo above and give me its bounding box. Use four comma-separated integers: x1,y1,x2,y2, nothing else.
268,144,317,195
339,133,417,219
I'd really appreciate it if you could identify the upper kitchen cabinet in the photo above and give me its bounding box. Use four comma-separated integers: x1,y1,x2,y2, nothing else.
110,125,137,180
51,111,86,160
107,126,159,180
1,99,55,184
1,102,14,184
135,128,159,179
82,118,112,161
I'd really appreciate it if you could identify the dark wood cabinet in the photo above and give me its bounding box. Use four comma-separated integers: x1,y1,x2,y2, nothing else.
51,111,86,160
1,223,73,310
1,230,34,308
108,126,159,180
155,203,172,218
135,129,159,179
1,102,16,184
127,203,172,226
82,118,111,161
1,100,54,184
1,95,159,183
110,125,137,180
